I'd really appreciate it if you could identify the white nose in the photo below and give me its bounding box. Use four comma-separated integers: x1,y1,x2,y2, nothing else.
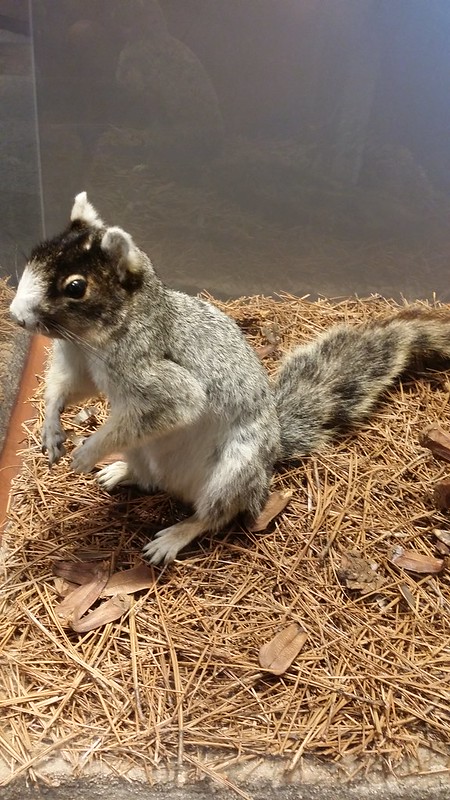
9,266,45,330
9,306,26,327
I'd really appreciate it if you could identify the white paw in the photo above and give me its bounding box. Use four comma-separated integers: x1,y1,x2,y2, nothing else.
97,461,132,491
142,527,183,565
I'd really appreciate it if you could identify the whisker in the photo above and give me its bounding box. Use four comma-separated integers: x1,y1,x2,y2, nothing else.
48,323,139,391
48,322,148,398
51,323,108,361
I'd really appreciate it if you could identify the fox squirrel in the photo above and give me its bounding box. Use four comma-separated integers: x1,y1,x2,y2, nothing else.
10,193,450,563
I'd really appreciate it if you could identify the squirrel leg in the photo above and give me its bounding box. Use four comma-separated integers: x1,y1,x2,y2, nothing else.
143,439,272,565
42,341,96,465
71,361,207,474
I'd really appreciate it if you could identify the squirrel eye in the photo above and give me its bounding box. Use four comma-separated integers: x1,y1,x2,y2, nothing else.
64,278,87,299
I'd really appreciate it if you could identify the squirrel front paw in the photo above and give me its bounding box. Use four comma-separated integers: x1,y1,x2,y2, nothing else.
71,437,98,474
42,417,67,466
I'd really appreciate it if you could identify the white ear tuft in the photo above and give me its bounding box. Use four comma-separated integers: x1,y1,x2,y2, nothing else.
71,191,103,228
101,226,141,281
101,226,134,259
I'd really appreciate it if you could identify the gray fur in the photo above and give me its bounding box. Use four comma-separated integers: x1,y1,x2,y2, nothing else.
9,195,450,563
275,309,450,458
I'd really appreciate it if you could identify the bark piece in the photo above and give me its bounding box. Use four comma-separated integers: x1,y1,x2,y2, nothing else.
260,322,281,345
255,343,277,359
389,546,444,574
73,406,99,425
250,489,293,532
102,564,155,596
53,560,110,586
420,425,450,462
433,480,450,510
71,594,131,633
54,575,109,625
259,622,308,675
337,551,386,593
398,583,416,611
433,529,450,547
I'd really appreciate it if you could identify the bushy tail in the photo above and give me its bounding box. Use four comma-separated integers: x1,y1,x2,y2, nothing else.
274,308,450,459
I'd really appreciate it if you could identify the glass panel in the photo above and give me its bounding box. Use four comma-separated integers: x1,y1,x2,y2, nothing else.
5,1,450,299
0,0,43,284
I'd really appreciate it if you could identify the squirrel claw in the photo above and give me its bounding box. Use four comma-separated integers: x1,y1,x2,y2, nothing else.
143,530,179,565
46,443,66,467
41,424,67,467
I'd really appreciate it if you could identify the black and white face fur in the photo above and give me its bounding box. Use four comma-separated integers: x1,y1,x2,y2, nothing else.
10,192,146,343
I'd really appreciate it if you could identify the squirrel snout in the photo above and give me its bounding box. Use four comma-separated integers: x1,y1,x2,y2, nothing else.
9,266,46,331
10,307,26,327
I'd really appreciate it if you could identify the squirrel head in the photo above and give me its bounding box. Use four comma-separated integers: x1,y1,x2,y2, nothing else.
10,192,153,343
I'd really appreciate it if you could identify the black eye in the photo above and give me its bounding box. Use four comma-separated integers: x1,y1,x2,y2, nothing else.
64,278,87,299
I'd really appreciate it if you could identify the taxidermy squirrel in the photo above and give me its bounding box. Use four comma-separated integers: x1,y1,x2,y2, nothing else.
9,193,450,564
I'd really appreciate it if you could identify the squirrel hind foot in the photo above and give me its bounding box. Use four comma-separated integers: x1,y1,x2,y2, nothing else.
97,460,135,492
142,515,209,565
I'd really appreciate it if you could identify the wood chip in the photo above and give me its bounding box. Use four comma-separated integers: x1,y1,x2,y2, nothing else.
420,424,450,462
73,406,99,425
54,576,109,625
53,560,110,586
398,583,417,611
53,577,79,597
259,622,308,675
260,322,281,345
249,489,293,532
434,540,450,556
433,529,450,547
102,564,155,596
337,551,386,593
71,594,131,633
254,343,278,359
389,546,444,574
433,479,450,510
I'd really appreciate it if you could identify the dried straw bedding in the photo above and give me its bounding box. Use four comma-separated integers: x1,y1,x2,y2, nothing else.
1,293,449,785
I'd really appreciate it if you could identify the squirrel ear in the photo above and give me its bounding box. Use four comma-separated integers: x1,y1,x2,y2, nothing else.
101,226,142,283
70,191,103,228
